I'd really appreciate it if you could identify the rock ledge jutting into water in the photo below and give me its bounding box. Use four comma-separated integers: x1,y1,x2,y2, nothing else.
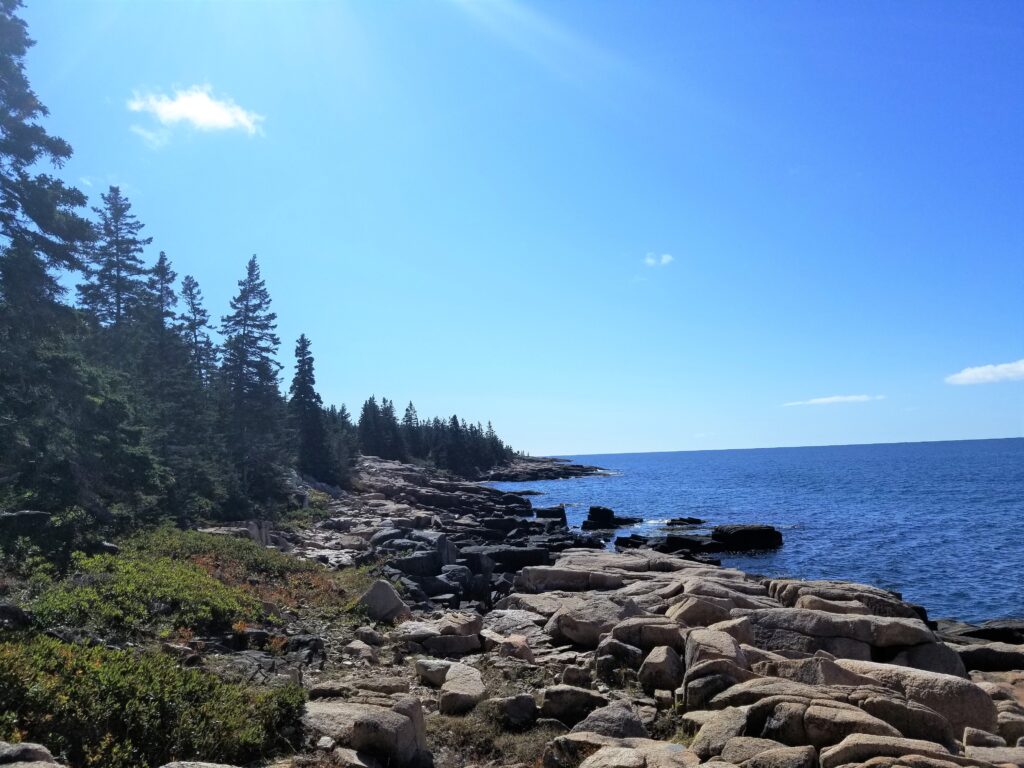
188,454,1024,768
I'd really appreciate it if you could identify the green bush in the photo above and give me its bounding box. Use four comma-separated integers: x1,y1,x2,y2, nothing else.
126,526,320,579
0,635,305,768
31,551,261,637
124,527,374,612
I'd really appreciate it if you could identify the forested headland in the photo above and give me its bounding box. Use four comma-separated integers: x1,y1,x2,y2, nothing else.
0,1,514,533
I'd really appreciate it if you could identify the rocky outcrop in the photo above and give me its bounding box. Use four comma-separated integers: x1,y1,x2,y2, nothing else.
168,455,1020,768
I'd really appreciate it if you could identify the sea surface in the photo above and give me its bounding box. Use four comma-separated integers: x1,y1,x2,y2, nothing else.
490,438,1024,623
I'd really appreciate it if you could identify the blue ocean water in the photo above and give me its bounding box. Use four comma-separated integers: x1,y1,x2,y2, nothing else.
490,438,1024,623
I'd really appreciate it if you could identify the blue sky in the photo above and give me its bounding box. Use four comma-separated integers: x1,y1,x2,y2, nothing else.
24,0,1024,455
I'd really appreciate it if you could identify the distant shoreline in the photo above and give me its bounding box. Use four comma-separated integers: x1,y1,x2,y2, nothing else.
550,434,1023,459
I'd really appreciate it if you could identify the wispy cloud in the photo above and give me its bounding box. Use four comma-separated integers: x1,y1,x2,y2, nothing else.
945,359,1024,385
784,394,886,407
128,85,263,145
644,253,673,267
446,0,628,84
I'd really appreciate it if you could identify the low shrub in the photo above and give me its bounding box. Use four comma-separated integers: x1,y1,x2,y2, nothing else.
126,526,375,611
0,635,305,768
426,713,562,765
30,551,261,637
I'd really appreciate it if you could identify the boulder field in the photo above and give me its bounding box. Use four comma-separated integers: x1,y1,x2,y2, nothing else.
20,455,1016,768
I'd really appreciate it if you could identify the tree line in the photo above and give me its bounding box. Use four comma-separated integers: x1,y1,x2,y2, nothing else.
0,0,513,524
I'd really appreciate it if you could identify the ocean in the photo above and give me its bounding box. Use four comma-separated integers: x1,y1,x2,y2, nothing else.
489,438,1024,623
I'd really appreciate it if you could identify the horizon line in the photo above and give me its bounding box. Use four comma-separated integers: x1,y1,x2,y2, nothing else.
537,434,1024,460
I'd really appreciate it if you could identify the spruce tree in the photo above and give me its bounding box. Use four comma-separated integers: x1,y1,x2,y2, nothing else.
0,0,156,512
77,186,152,326
288,334,338,484
358,396,382,457
219,255,285,507
178,274,216,381
402,401,423,458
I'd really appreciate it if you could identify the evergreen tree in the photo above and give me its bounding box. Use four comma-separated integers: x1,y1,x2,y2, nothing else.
77,186,152,326
0,0,156,513
0,0,92,271
357,396,382,457
402,401,423,458
178,274,216,381
288,334,338,484
219,255,285,507
379,397,406,461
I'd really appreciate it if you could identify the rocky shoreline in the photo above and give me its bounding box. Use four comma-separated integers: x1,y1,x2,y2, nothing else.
7,454,1023,768
482,455,608,482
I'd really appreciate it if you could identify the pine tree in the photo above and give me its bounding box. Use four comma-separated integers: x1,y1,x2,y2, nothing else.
0,0,156,512
219,255,285,507
289,334,338,484
358,396,382,457
0,0,92,271
402,401,423,458
178,274,216,381
77,186,152,326
380,397,406,461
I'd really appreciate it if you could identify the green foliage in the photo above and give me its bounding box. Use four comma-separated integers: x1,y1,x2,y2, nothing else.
0,635,305,768
359,396,514,478
127,526,318,579
31,551,261,637
126,526,373,613
290,333,344,485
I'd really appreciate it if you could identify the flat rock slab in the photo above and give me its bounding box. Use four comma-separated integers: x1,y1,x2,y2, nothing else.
302,700,420,766
439,662,486,715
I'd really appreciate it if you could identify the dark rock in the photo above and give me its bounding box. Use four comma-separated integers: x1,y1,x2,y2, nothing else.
480,694,537,730
538,685,609,726
0,602,31,630
460,545,549,571
391,551,442,577
581,506,642,531
957,641,1024,672
711,524,783,551
570,703,647,738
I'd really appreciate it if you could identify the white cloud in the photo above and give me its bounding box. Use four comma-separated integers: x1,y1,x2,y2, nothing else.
784,394,885,407
643,252,673,267
945,358,1024,385
127,85,263,139
130,124,170,149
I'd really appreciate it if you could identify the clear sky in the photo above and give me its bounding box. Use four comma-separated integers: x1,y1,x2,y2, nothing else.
23,0,1024,455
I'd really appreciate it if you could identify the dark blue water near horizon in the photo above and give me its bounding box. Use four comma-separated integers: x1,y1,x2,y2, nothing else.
490,438,1024,623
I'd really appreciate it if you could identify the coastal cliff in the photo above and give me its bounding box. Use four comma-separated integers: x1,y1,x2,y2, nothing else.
2,455,1023,768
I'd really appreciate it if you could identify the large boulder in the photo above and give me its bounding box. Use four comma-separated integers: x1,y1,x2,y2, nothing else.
545,597,640,648
611,617,688,652
711,525,783,551
302,700,425,766
357,580,411,623
818,734,953,768
964,746,1024,766
802,701,901,747
539,685,609,726
837,658,998,734
479,694,537,730
639,645,684,693
691,707,748,760
958,642,1024,673
738,608,935,659
571,703,648,738
0,741,61,765
667,596,733,627
516,567,625,593
439,663,486,715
